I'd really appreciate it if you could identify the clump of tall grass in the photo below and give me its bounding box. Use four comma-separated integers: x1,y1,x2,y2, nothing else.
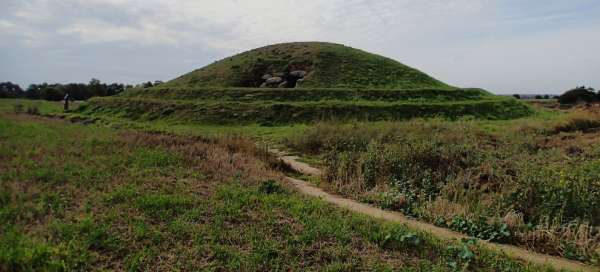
11,103,40,115
285,117,600,263
553,109,600,133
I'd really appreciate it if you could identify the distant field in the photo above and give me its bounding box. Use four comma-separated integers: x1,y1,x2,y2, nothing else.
0,99,550,271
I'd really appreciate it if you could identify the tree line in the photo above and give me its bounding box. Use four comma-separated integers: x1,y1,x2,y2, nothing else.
512,86,598,104
0,79,164,101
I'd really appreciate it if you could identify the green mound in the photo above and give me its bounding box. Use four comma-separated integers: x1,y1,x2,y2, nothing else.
76,42,534,124
163,42,450,89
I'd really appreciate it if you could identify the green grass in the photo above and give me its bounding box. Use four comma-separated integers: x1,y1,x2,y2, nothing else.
77,95,532,125
0,100,552,271
0,99,64,116
122,87,489,102
162,42,450,89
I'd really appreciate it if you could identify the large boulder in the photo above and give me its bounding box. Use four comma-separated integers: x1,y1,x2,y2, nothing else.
289,70,307,78
265,76,283,85
260,76,283,88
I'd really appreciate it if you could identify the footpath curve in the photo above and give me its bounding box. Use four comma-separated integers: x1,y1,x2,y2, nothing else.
273,150,598,272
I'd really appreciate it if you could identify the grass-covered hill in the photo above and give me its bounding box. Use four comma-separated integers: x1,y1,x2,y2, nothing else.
76,42,533,124
162,42,450,89
78,87,532,125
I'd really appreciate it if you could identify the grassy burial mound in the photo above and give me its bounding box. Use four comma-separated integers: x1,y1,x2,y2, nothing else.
79,42,532,124
162,42,450,89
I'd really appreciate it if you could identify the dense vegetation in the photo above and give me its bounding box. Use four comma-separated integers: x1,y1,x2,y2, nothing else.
162,42,451,89
0,82,24,98
558,86,598,104
284,109,600,265
0,100,548,271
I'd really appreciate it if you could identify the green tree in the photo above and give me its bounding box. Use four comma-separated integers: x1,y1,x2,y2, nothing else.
0,82,24,98
89,78,107,96
558,86,597,104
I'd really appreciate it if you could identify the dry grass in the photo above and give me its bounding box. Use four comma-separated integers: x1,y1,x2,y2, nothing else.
519,221,600,259
284,107,600,264
422,198,469,222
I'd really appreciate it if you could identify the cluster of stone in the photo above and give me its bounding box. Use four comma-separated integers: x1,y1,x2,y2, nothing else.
260,70,307,88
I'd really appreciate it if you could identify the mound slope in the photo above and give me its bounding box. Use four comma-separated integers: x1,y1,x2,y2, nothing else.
163,42,450,89
78,42,533,124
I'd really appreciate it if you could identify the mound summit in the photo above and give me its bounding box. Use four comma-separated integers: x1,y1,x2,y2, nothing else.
163,42,451,89
79,42,533,124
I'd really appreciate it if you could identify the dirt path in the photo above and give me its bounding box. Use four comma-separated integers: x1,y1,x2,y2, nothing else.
275,150,598,272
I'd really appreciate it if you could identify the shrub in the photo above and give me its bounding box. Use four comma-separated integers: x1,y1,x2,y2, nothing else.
258,180,284,194
381,228,421,249
558,87,597,104
446,216,511,242
26,105,40,115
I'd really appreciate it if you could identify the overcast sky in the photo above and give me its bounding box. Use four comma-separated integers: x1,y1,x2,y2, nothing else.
1,0,599,94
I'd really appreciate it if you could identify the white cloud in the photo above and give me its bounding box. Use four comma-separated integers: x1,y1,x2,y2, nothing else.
0,20,15,30
1,0,599,92
58,19,178,45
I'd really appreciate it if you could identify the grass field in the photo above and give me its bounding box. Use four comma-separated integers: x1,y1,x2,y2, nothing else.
0,99,557,271
13,97,600,268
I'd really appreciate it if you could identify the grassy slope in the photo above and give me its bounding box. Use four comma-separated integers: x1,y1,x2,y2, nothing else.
78,96,533,125
0,101,549,271
163,42,451,89
83,42,534,125
122,87,491,102
80,42,532,125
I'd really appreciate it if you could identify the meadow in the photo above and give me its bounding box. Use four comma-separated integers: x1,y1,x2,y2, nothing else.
0,99,557,271
283,106,600,265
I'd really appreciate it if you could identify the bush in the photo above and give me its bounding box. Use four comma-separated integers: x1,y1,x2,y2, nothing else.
258,180,284,194
558,87,597,104
26,105,40,115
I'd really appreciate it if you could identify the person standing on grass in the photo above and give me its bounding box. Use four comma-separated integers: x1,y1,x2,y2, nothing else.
64,92,70,111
